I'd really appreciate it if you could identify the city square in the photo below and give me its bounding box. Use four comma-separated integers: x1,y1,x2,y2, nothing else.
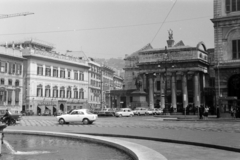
0,0,240,159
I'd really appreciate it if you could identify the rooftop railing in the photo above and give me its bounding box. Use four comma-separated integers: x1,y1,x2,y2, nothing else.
0,47,23,57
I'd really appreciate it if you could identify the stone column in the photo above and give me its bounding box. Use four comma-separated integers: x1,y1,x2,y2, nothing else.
194,72,200,107
171,72,177,112
182,72,188,109
160,73,165,109
148,74,154,109
126,95,130,108
143,74,146,90
202,73,205,106
117,95,120,109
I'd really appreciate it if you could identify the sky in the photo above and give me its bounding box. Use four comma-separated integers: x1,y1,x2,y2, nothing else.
0,0,214,59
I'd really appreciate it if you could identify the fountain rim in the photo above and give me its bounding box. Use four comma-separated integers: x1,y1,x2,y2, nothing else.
4,129,167,160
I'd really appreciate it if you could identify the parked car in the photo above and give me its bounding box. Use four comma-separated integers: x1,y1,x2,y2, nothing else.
146,109,154,115
56,109,98,125
97,108,116,116
115,108,134,117
156,108,164,115
133,107,148,115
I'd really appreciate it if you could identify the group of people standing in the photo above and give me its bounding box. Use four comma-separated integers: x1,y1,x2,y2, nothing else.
199,105,209,120
230,106,240,118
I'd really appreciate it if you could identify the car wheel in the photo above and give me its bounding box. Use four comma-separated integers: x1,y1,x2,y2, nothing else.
59,118,65,125
88,121,93,124
83,118,90,125
138,113,140,116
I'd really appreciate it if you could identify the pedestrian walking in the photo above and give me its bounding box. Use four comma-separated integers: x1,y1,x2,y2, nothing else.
203,106,209,120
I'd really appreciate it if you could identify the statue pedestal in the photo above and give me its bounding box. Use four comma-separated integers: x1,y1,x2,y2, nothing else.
0,124,6,155
131,90,148,109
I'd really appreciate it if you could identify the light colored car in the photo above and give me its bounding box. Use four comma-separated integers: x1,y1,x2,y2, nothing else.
115,108,134,117
57,109,98,125
157,108,164,115
146,109,154,115
133,107,148,115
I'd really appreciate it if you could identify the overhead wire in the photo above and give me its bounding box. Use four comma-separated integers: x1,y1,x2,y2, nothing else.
150,0,178,43
0,14,211,36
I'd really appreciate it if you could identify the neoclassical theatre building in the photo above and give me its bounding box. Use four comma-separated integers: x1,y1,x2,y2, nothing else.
116,34,213,113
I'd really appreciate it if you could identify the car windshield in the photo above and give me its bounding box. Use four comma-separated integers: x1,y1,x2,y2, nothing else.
86,110,93,114
67,109,74,114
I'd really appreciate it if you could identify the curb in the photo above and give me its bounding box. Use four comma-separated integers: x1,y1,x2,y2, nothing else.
4,129,168,160
73,133,240,153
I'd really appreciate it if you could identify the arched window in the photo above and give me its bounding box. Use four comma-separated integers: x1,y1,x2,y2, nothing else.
53,86,58,98
73,88,78,99
79,88,84,99
37,84,43,97
67,86,71,98
8,79,12,86
0,79,4,85
60,86,65,98
45,85,51,97
15,80,19,86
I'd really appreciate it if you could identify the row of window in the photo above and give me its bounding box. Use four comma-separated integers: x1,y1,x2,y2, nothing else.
226,0,240,13
90,80,101,87
102,71,113,78
90,95,100,102
90,64,101,74
36,87,85,99
91,73,101,80
0,90,20,105
0,61,22,75
37,66,85,81
0,79,20,86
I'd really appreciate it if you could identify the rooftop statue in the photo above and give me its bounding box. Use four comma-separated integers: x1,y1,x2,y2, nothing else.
168,29,173,40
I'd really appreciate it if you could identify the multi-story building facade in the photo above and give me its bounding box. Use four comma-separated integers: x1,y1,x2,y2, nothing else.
88,58,102,109
3,39,89,115
101,65,114,108
113,74,123,90
0,45,24,114
211,0,240,113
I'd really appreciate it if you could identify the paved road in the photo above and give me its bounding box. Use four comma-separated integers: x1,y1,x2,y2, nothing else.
4,115,240,160
16,116,240,134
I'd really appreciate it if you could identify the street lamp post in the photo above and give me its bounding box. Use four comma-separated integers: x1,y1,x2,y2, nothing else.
158,46,172,115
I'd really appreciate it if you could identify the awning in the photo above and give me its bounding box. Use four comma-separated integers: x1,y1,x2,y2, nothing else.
219,97,238,101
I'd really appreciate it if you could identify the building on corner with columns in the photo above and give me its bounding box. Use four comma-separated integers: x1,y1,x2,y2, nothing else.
112,32,213,114
211,0,240,116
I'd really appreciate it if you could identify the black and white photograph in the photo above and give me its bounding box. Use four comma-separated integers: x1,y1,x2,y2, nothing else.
0,0,240,159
